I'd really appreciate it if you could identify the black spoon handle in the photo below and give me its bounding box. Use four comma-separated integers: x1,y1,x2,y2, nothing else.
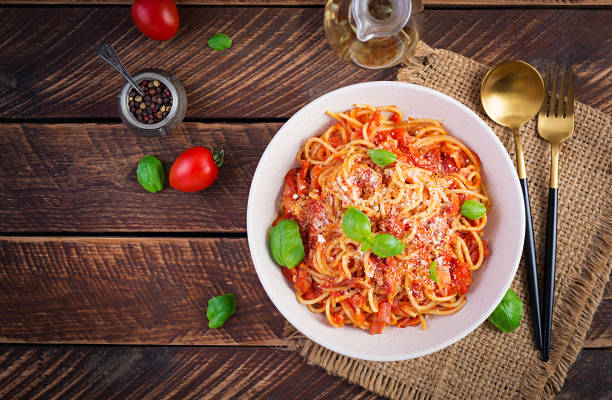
519,178,543,351
542,187,558,361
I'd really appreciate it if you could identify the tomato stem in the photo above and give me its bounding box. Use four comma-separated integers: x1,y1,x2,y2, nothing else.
212,148,225,167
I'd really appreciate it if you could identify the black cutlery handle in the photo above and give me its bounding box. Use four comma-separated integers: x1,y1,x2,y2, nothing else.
542,187,558,361
519,178,543,351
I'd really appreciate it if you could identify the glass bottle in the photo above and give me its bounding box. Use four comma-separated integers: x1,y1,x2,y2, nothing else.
324,0,424,69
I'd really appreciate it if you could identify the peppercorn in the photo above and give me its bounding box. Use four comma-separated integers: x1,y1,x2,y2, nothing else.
127,78,174,125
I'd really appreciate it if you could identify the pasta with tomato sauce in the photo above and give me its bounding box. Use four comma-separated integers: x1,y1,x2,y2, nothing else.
273,105,490,334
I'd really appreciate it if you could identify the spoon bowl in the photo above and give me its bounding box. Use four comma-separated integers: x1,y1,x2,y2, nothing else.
480,60,544,130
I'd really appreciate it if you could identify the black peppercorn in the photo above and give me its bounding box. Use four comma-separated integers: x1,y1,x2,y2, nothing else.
128,78,174,125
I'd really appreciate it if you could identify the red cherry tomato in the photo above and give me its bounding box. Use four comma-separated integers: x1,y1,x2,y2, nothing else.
170,147,224,192
131,0,179,41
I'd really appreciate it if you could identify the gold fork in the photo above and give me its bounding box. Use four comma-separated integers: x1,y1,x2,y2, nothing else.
537,65,575,362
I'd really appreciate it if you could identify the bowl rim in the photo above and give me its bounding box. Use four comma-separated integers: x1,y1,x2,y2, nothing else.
247,81,525,361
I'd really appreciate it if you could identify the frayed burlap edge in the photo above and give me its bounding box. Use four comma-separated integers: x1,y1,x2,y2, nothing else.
284,42,611,400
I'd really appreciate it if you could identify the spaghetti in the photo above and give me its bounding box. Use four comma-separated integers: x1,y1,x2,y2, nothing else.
275,105,490,334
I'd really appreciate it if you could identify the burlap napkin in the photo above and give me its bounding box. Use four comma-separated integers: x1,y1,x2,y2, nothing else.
286,42,611,399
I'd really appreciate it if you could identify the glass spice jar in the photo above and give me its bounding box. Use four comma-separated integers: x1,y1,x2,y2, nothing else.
118,69,187,137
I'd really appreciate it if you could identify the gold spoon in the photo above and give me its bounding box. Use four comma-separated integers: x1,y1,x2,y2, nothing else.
480,60,545,351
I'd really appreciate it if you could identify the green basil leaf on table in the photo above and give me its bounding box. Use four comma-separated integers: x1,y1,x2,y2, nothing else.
207,293,236,329
460,199,486,220
208,33,232,51
370,233,405,258
429,260,438,283
367,149,397,167
269,219,305,269
342,207,372,242
137,155,164,193
488,289,523,332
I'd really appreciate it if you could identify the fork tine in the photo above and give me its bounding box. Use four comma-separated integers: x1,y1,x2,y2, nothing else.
558,65,567,117
566,67,574,117
550,65,559,117
543,65,552,115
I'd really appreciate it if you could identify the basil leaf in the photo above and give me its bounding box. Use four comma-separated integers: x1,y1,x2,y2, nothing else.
342,207,372,242
488,289,523,333
429,260,438,283
269,219,305,269
367,149,397,167
207,293,236,329
137,155,164,193
370,233,405,258
460,199,486,220
208,33,232,51
360,237,373,252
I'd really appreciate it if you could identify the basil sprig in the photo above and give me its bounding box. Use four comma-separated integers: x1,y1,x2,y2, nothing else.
367,149,397,167
342,207,404,258
488,289,523,332
207,293,236,329
429,260,438,283
269,219,305,269
208,33,232,51
460,199,486,220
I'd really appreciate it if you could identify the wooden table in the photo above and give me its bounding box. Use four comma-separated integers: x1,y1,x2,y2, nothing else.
0,0,610,398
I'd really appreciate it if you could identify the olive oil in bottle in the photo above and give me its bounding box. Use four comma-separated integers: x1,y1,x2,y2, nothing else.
324,0,424,69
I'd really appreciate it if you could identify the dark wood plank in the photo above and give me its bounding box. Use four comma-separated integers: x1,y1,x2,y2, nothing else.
0,237,288,345
0,1,607,6
584,299,611,348
0,345,608,399
1,236,608,347
0,8,610,120
605,277,612,299
0,345,384,400
0,123,277,232
0,7,393,120
554,348,612,399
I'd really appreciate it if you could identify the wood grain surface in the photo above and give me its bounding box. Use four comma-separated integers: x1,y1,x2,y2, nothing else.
1,236,609,348
0,123,277,232
0,1,608,6
0,237,287,345
0,2,610,399
0,345,383,399
0,8,610,120
0,345,609,400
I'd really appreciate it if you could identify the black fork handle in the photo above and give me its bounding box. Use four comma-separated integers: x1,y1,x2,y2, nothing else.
542,187,558,361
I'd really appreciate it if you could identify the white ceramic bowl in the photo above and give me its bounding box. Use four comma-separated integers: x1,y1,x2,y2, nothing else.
247,82,525,361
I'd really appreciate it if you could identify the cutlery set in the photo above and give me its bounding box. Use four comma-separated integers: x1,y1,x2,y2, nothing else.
481,62,575,361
